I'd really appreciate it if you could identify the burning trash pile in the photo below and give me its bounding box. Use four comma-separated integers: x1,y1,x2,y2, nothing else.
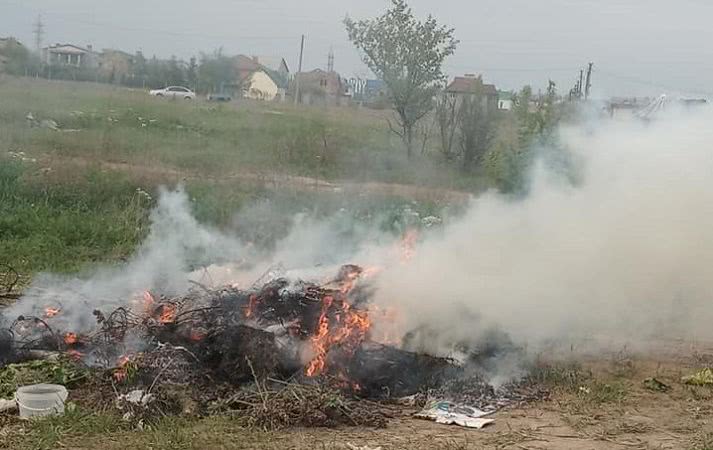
1,263,545,429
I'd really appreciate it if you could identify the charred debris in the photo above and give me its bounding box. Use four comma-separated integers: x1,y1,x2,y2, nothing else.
1,264,545,428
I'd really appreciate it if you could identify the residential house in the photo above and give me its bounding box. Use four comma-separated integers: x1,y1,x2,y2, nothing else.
0,37,24,73
252,55,289,77
98,49,134,83
445,74,499,112
498,91,513,111
0,37,23,53
293,69,346,106
232,54,261,82
42,43,98,68
244,70,288,101
231,54,289,100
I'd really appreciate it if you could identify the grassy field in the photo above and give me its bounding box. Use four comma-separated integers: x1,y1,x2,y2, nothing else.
0,76,474,283
0,76,480,188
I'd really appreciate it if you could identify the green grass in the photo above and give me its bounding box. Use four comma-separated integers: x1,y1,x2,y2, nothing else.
0,159,150,276
0,76,482,190
0,77,471,282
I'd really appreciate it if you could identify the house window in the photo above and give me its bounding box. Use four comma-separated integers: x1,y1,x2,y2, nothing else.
320,79,327,87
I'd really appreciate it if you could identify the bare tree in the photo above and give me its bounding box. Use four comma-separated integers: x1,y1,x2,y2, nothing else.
345,0,458,158
435,93,458,160
457,78,497,170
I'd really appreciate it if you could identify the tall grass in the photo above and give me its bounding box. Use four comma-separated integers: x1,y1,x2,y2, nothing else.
0,160,149,275
0,77,482,190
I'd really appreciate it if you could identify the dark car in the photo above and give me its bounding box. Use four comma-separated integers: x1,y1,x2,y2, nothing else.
207,92,232,102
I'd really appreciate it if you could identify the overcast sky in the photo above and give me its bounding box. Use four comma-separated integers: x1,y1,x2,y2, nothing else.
2,0,713,97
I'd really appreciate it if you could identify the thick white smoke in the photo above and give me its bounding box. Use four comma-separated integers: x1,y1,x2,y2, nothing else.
374,107,713,356
5,188,251,330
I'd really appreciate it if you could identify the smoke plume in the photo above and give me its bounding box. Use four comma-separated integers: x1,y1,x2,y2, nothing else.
374,108,713,356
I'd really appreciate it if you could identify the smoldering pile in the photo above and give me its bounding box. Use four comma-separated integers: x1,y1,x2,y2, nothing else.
1,264,544,428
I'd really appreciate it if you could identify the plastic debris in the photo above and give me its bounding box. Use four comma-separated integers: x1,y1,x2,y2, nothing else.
117,389,155,407
346,444,382,450
682,368,713,386
643,377,670,392
415,400,494,429
0,398,17,413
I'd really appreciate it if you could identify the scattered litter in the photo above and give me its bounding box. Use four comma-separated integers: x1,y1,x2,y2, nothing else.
7,151,37,163
0,399,17,414
415,400,494,429
117,390,155,407
682,368,713,386
395,393,421,406
39,119,59,131
346,444,382,450
643,377,670,392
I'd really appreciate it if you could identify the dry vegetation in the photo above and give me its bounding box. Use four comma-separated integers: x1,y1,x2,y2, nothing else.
4,351,713,449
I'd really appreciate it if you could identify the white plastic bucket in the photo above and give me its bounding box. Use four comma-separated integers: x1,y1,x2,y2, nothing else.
14,384,68,418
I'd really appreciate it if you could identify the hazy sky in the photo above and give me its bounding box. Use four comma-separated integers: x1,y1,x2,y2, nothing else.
2,0,713,97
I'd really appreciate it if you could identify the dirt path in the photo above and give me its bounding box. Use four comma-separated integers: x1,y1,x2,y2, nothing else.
38,155,473,204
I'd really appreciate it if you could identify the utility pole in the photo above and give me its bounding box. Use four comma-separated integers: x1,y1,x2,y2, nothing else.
584,62,594,100
327,47,334,73
33,14,44,54
293,34,305,105
578,69,584,99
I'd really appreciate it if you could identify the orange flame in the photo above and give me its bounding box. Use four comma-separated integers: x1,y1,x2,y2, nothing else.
245,294,259,318
143,291,155,310
305,296,333,377
400,229,419,262
64,332,78,345
305,294,372,378
113,355,132,382
44,307,60,318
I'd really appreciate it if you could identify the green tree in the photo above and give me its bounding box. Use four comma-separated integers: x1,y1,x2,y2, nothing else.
0,39,40,76
197,50,236,94
345,0,458,158
129,51,148,87
186,56,198,90
166,55,186,86
485,82,564,193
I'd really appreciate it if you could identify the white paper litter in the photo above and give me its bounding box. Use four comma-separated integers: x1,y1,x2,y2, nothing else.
415,400,495,429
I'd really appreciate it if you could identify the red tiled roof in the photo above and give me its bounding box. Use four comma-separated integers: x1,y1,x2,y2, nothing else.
446,77,497,95
233,54,261,72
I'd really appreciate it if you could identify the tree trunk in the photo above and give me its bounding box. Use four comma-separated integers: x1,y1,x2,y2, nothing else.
405,124,414,158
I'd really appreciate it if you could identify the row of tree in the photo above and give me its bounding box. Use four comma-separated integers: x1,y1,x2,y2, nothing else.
0,42,239,94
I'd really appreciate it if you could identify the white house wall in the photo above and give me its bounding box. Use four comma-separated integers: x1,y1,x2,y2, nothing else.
245,71,279,101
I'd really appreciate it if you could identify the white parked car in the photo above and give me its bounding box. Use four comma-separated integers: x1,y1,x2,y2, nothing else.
149,86,196,100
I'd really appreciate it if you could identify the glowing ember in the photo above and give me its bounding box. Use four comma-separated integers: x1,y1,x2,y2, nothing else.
155,304,177,324
190,329,207,342
64,332,78,345
44,307,60,318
